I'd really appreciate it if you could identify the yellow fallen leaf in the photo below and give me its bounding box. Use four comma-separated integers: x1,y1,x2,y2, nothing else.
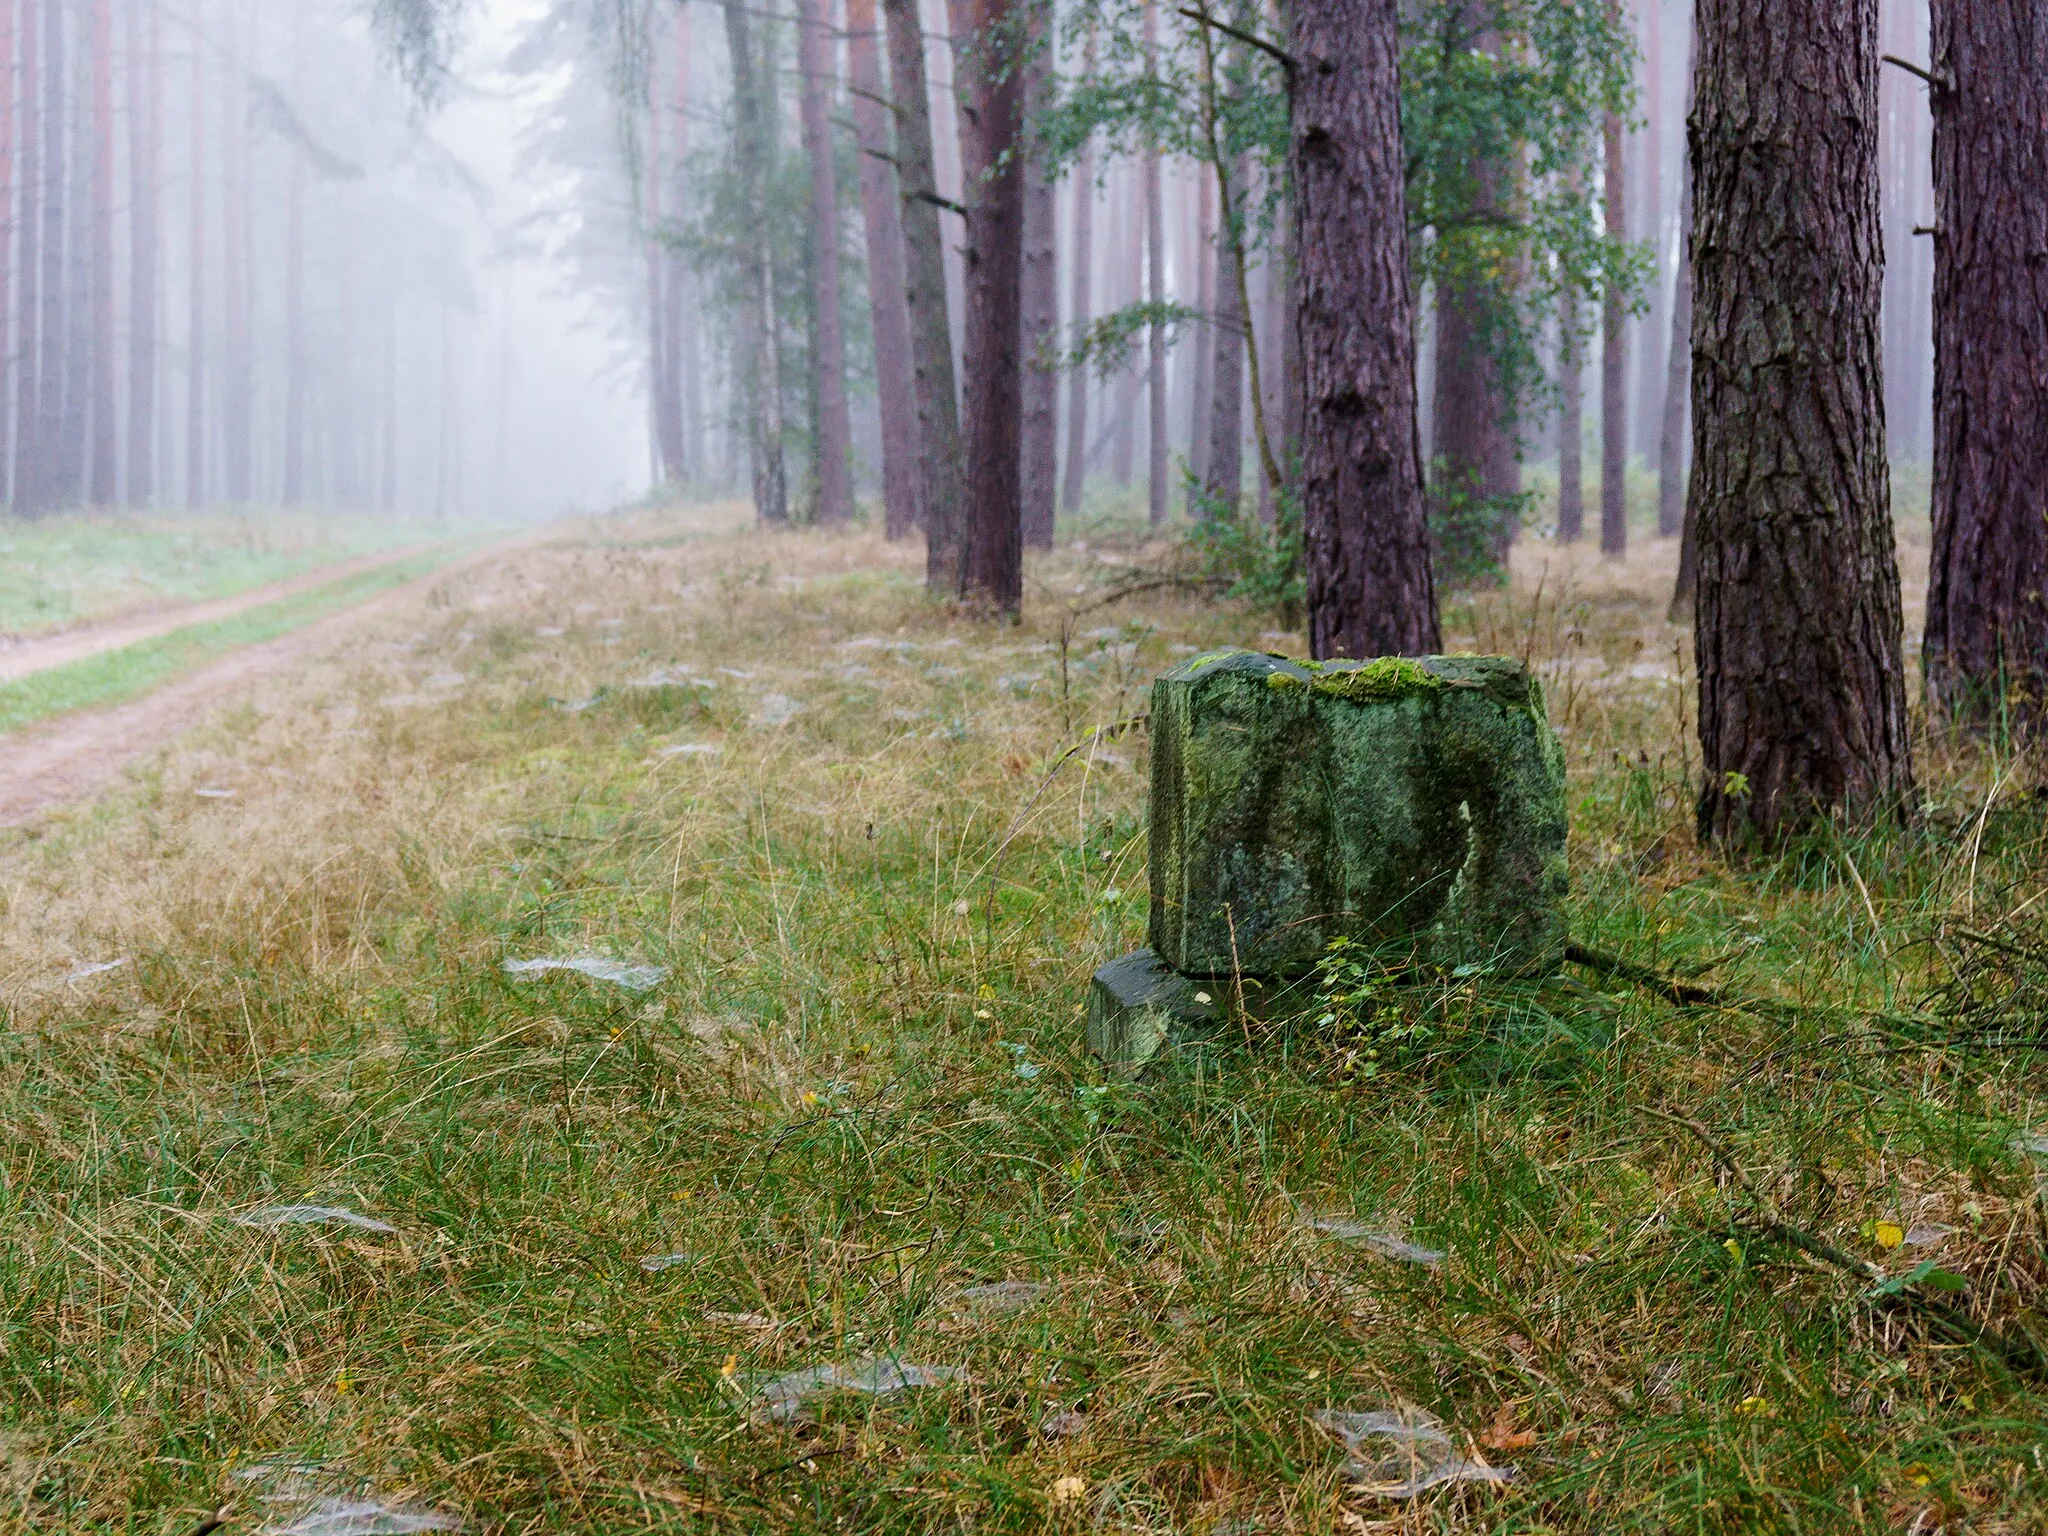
1875,1221,1904,1250
1903,1462,1932,1488
719,1354,739,1380
1048,1475,1088,1507
1733,1395,1769,1418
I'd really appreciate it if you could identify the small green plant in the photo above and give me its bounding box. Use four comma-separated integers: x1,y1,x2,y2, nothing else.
1310,937,1436,1078
1185,474,1304,626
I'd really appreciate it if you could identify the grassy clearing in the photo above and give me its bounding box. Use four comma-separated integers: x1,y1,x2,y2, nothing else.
0,503,2043,1534
0,548,470,734
0,509,466,639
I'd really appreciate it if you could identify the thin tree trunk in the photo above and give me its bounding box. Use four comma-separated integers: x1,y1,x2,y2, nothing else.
1058,26,1096,515
126,0,157,507
1292,0,1437,658
1141,0,1166,526
1203,187,1244,514
84,0,114,505
1431,8,1518,575
1017,1,1058,551
846,0,918,537
669,11,700,482
221,0,250,503
1922,0,2048,727
721,0,789,524
882,0,967,588
61,0,92,506
957,0,1024,611
1188,168,1213,487
1557,290,1583,541
1657,23,1697,542
283,153,304,502
1599,19,1627,559
0,0,16,507
798,0,853,524
1691,0,1911,842
186,0,205,508
36,0,65,509
11,0,36,512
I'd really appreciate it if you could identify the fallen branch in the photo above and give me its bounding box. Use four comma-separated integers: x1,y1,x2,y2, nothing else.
1642,1107,2048,1380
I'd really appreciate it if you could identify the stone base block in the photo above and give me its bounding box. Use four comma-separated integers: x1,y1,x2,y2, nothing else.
1086,949,1224,1080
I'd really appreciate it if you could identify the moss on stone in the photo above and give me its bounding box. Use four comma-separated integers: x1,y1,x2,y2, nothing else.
1312,656,1445,705
1148,648,1567,978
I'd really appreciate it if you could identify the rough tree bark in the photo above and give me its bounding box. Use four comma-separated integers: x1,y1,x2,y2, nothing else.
1059,27,1097,515
1292,0,1439,659
882,0,968,588
957,0,1025,612
798,0,853,525
127,0,158,506
1599,17,1627,559
1141,0,1167,527
1018,0,1059,550
1691,0,1912,842
722,0,789,523
846,0,919,538
1922,0,2048,728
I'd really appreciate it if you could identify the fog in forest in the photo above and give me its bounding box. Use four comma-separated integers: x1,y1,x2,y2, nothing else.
0,0,1937,532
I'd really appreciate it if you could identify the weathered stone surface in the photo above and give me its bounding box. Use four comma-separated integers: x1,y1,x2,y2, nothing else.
1086,949,1223,1079
1148,650,1567,977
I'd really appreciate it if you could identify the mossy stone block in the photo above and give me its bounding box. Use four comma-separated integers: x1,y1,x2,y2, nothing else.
1148,650,1567,977
1087,949,1223,1079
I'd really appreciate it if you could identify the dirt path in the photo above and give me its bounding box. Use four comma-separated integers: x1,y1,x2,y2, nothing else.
0,542,452,685
0,532,538,829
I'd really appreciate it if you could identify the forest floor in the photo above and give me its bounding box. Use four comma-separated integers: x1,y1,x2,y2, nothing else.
0,498,2041,1535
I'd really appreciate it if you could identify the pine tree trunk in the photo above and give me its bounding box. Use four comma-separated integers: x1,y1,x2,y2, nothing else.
722,0,789,524
957,0,1024,612
1059,27,1096,516
667,11,699,483
185,0,205,508
798,0,853,524
37,0,66,510
1922,0,2048,728
846,0,919,538
1187,170,1213,487
220,0,251,504
1430,8,1518,575
881,0,968,588
61,0,92,506
283,154,305,502
87,0,114,505
1557,290,1583,541
645,38,681,487
0,0,16,507
1203,158,1244,514
1657,22,1697,542
1599,31,1628,559
1691,0,1912,842
1017,2,1059,551
1292,0,1438,659
1140,0,1167,526
11,0,36,511
125,0,157,507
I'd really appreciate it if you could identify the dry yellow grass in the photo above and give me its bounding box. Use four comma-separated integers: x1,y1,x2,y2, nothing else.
0,499,2041,1535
